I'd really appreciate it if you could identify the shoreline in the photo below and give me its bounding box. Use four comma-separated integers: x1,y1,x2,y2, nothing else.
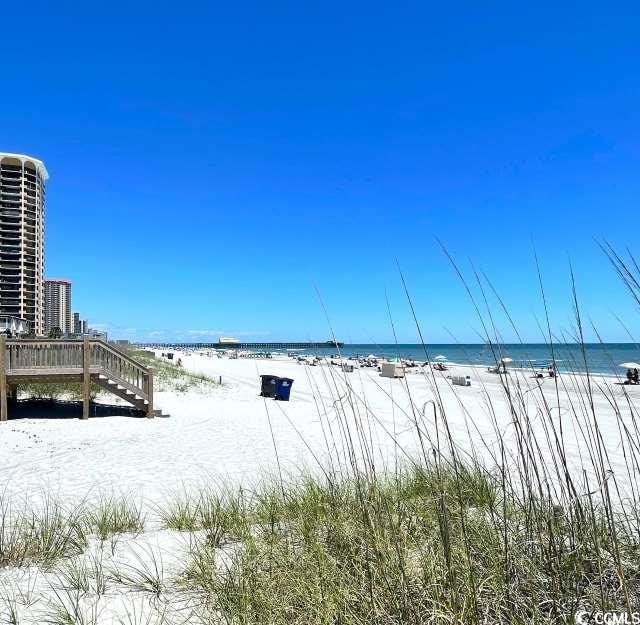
0,346,638,508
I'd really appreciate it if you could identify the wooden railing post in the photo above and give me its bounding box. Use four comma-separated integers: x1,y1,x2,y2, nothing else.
0,335,6,422
146,368,154,418
82,337,90,420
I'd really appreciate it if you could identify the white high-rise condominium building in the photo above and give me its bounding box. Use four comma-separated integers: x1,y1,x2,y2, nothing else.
44,279,72,334
0,153,47,335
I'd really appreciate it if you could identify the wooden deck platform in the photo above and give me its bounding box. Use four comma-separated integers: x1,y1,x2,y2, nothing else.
0,337,154,421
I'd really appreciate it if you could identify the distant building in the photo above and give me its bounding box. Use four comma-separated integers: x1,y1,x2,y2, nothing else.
0,316,31,336
218,337,240,345
0,153,48,335
44,279,72,334
86,328,107,341
73,312,81,334
68,326,107,341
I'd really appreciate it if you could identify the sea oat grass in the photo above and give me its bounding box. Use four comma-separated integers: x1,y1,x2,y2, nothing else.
177,464,640,624
86,498,145,541
0,497,87,570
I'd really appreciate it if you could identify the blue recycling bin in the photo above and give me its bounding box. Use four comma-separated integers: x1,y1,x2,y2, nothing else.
260,374,279,398
275,377,294,401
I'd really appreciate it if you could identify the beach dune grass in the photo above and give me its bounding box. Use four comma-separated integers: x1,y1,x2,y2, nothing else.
16,382,102,403
176,463,640,623
0,497,87,570
87,497,145,541
127,349,222,392
0,497,145,571
1,466,639,621
159,488,250,546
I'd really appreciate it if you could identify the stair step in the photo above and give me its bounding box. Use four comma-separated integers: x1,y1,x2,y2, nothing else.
95,372,155,414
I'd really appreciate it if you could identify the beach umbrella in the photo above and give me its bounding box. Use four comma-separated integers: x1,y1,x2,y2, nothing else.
619,362,640,369
434,355,447,361
501,357,513,363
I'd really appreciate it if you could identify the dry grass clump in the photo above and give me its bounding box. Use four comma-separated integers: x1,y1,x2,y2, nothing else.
18,382,102,402
159,489,250,549
0,497,87,570
128,350,221,393
86,498,145,541
0,497,146,571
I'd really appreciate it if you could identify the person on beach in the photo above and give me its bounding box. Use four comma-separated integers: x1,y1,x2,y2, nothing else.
634,369,639,384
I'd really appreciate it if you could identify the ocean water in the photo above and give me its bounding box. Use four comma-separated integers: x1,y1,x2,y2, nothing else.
276,343,640,376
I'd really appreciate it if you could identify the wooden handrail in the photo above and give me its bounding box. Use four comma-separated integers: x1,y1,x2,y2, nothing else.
5,339,148,374
91,339,148,375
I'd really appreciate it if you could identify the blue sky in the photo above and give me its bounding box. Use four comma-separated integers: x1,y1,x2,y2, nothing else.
2,1,639,343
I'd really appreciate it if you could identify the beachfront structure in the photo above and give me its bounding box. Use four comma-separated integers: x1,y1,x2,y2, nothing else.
44,278,72,334
219,337,240,345
0,153,47,335
0,315,31,336
0,336,156,420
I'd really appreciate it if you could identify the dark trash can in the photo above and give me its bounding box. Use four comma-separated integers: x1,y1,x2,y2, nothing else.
260,374,279,398
275,377,294,401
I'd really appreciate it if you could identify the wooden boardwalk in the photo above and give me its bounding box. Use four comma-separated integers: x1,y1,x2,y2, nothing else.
0,337,155,421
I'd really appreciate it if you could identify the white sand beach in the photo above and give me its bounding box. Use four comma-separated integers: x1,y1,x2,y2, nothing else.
1,350,639,623
0,350,636,507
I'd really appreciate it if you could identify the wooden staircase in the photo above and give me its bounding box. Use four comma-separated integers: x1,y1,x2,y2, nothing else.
0,337,158,421
94,374,149,412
